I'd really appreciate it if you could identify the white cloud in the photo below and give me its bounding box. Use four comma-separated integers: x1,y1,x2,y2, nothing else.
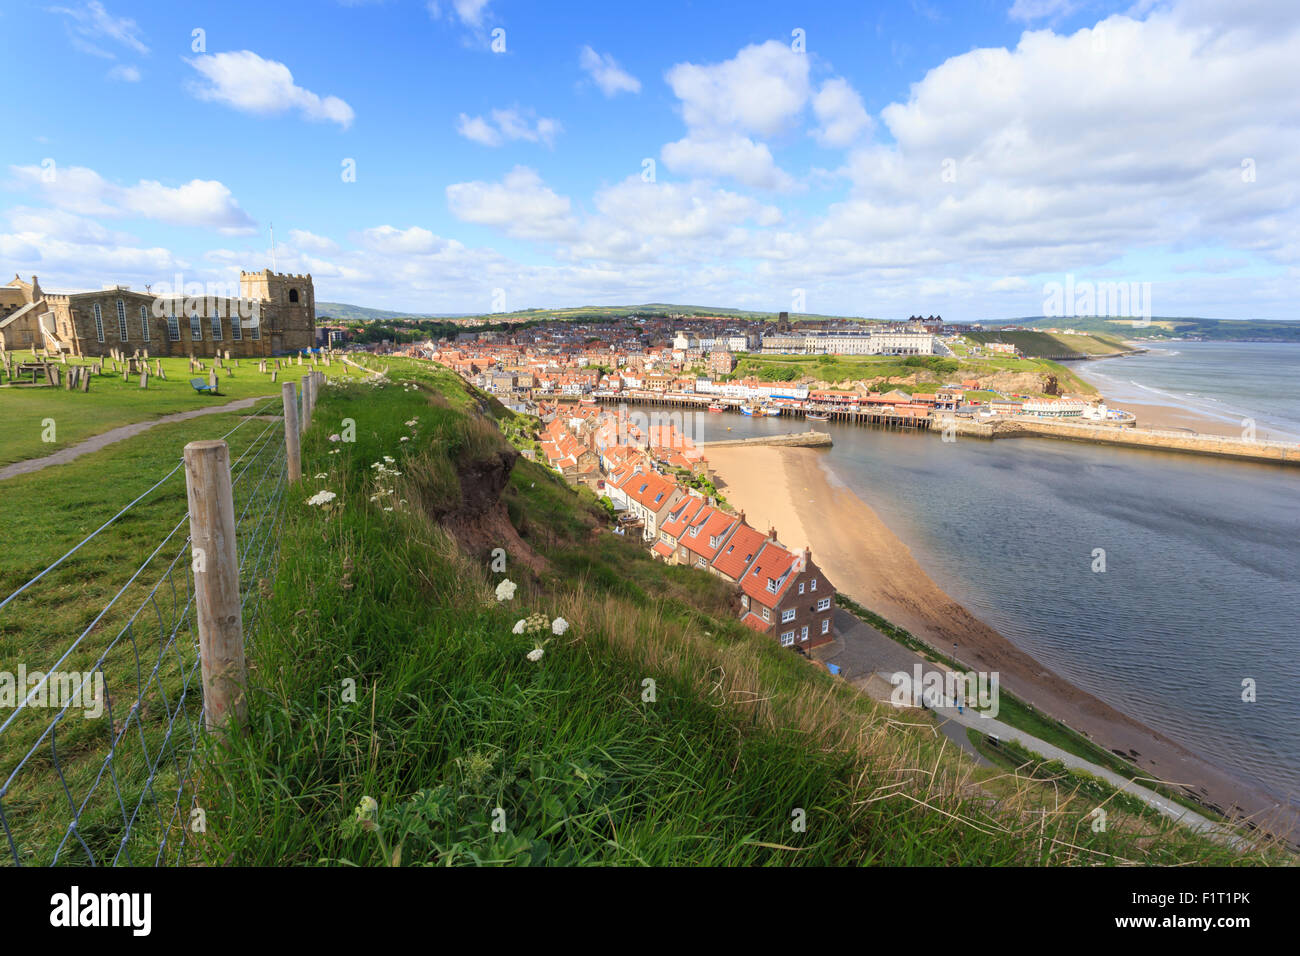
811,78,873,148
456,108,561,147
1008,0,1080,21
661,134,797,191
49,1,148,58
288,229,338,253
427,0,491,27
106,63,139,82
666,40,810,138
187,51,355,129
659,40,812,191
579,46,641,96
445,166,576,239
9,163,257,234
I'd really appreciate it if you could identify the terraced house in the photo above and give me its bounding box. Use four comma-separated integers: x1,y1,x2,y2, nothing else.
738,539,836,650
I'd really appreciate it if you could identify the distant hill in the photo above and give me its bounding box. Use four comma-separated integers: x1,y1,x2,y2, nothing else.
996,316,1300,343
316,302,473,322
316,301,873,324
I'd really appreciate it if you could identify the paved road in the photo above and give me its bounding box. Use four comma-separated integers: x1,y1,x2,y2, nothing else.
821,607,1238,844
0,397,262,481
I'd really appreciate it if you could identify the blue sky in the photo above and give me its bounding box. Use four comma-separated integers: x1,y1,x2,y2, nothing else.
2,0,1297,320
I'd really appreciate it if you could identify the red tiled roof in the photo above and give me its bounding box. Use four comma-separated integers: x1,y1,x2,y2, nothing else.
740,540,797,609
680,506,737,562
741,611,770,632
709,523,767,580
660,496,705,537
652,541,674,558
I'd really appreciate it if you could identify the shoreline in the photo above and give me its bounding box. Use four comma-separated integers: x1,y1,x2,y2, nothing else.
1068,346,1300,442
705,442,1295,837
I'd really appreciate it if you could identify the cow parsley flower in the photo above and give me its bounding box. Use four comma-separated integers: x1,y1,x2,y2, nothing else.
306,490,337,507
495,579,517,602
526,646,544,663
512,619,526,635
551,617,569,636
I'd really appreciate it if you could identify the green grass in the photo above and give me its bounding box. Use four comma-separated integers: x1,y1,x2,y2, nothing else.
0,355,365,467
0,404,291,865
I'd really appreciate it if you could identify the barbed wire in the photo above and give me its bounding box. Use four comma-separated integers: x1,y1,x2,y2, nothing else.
0,402,292,867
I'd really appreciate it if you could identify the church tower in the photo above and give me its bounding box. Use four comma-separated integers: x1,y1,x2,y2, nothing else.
240,269,316,353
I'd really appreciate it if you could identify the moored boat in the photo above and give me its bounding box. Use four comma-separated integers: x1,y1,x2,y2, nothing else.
707,403,724,412
739,404,756,416
806,412,829,422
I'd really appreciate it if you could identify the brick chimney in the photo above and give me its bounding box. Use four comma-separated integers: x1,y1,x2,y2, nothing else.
768,526,778,541
739,510,746,526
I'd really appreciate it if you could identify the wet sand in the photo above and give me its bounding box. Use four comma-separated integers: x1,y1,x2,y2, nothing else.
707,443,1297,839
1121,400,1275,439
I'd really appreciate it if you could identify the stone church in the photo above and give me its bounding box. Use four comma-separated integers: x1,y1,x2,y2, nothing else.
0,269,316,358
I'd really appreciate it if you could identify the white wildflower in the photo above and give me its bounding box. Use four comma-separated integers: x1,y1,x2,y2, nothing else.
305,490,337,507
328,434,341,442
526,646,544,663
495,579,517,602
551,617,569,636
512,619,526,635
400,436,409,442
314,473,328,479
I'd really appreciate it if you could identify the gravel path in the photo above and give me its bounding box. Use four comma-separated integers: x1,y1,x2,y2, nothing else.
0,398,263,481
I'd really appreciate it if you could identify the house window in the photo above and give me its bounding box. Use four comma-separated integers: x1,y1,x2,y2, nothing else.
139,305,150,343
93,303,104,343
801,625,809,642
210,314,223,341
780,630,795,647
761,607,770,622
116,299,128,340
166,314,180,341
741,595,749,610
810,578,817,591
766,579,777,593
709,535,718,548
781,608,796,623
799,582,805,594
817,597,831,612
821,618,830,635
190,313,203,341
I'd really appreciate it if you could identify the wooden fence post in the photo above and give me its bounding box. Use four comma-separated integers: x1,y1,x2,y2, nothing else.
282,381,302,483
182,440,248,732
300,374,313,434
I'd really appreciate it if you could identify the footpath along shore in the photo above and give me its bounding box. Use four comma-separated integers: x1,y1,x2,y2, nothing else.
704,442,1298,840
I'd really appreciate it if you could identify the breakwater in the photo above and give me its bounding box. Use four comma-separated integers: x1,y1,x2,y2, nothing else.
700,430,832,449
940,415,1300,465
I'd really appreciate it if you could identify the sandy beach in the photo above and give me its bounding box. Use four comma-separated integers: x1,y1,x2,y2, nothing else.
707,442,1294,835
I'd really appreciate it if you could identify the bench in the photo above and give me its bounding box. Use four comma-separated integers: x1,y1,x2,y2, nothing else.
190,378,218,395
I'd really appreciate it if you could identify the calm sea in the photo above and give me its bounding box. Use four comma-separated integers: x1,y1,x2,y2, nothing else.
655,345,1300,804
1074,341,1300,441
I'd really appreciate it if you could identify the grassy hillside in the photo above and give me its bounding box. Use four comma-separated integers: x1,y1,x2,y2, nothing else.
1016,316,1300,343
964,330,1130,358
185,362,1266,865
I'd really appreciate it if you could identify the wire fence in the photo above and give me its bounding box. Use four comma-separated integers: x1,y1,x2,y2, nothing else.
0,395,292,866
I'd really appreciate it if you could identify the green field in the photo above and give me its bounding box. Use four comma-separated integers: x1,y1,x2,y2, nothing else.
964,330,1130,358
0,355,365,467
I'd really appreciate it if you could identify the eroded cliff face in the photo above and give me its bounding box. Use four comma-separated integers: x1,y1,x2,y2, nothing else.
426,441,550,576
